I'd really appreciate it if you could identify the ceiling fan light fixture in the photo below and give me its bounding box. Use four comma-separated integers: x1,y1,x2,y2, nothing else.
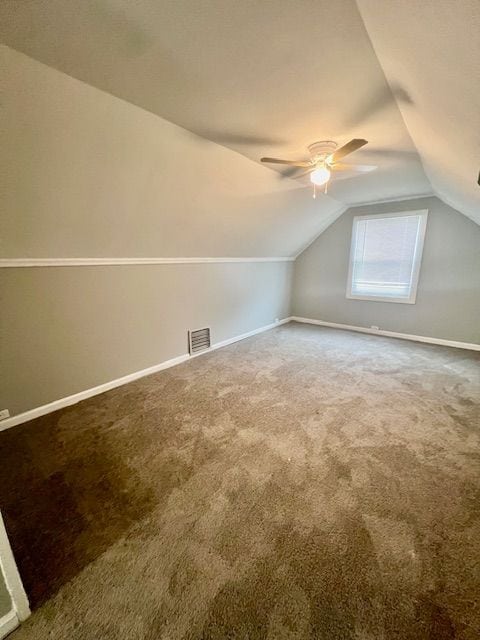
310,166,331,186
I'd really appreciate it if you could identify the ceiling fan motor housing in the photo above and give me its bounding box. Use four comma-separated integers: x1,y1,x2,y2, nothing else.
308,140,338,163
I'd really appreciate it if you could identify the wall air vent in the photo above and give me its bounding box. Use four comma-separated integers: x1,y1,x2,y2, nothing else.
188,327,211,354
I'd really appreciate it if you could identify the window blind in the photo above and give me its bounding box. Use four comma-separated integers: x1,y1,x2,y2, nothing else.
348,212,427,303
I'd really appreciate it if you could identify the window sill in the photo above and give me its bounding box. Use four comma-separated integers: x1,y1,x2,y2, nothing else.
346,293,416,304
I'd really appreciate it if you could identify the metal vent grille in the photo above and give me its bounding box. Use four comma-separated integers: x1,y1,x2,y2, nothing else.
188,327,211,354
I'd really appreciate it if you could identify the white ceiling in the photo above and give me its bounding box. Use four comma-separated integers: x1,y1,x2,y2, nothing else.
0,0,477,228
356,0,480,225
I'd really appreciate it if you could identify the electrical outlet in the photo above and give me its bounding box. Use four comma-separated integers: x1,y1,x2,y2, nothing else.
0,409,10,421
370,325,379,331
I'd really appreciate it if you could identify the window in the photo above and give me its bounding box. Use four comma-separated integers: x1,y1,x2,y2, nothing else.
347,210,428,304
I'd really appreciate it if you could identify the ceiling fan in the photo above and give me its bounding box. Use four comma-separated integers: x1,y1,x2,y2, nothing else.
261,139,377,197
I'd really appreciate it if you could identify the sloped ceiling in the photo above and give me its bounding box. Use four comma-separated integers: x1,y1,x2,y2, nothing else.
1,44,344,259
0,45,339,258
0,1,431,204
356,0,480,225
0,0,477,258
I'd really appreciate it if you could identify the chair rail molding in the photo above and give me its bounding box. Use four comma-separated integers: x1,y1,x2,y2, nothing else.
0,257,295,268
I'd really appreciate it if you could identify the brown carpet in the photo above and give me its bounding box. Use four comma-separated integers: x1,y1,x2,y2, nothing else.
1,322,479,639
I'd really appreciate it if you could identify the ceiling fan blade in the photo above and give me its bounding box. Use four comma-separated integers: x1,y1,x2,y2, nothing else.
331,163,377,173
284,167,315,180
330,139,368,163
261,157,311,167
279,166,311,179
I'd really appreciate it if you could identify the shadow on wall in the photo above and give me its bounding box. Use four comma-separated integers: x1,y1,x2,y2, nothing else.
0,386,158,609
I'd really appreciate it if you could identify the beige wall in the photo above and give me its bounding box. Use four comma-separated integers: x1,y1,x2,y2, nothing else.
0,45,299,419
2,45,479,423
292,196,480,344
1,262,292,416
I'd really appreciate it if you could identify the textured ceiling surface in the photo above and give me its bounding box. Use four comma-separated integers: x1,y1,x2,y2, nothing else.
357,0,480,224
0,0,477,245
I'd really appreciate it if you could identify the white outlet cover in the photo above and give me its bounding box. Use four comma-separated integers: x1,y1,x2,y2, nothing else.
0,409,10,421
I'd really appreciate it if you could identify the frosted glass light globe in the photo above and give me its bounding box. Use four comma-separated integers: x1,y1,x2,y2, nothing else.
310,166,331,186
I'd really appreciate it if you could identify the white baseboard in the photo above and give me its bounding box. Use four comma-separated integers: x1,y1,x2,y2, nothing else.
204,317,290,352
291,316,480,351
0,353,188,432
5,314,474,432
0,611,19,639
0,318,290,432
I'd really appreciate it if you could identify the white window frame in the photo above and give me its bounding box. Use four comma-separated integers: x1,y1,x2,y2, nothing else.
346,209,428,305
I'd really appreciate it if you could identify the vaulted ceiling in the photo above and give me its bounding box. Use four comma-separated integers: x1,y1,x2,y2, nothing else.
0,0,478,238
356,0,480,225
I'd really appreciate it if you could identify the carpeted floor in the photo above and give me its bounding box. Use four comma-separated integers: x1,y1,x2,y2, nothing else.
1,322,479,639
